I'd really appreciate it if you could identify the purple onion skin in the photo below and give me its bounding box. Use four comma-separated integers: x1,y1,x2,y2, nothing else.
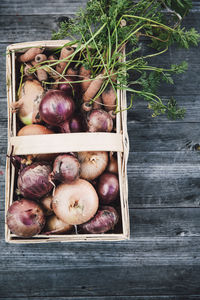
97,172,119,204
50,154,80,183
79,206,119,234
86,109,113,132
17,162,53,199
59,114,86,133
39,90,75,126
6,199,46,237
59,120,71,133
58,77,76,94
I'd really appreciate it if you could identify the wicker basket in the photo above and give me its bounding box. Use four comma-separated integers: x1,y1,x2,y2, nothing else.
5,40,130,243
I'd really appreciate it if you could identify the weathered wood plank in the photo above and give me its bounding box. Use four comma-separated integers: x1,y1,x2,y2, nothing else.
128,122,200,152
0,15,59,43
1,237,200,269
0,0,87,15
3,297,200,300
0,262,200,297
0,0,199,15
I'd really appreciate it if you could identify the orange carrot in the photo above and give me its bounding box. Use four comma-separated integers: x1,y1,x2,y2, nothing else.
56,46,74,74
83,72,105,102
31,60,48,82
102,84,116,111
93,96,102,109
18,47,44,62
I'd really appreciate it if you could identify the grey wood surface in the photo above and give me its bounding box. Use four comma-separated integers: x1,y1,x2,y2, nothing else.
1,1,200,299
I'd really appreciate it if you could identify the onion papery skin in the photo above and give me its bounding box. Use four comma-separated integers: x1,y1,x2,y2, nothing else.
79,206,119,234
97,172,119,204
69,114,85,132
52,179,99,225
59,120,71,133
86,109,113,132
6,199,45,237
17,162,53,199
39,90,75,126
50,154,80,183
78,151,108,180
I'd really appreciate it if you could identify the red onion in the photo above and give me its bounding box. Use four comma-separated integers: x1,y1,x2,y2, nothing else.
79,206,119,234
6,199,45,237
86,109,113,132
59,120,71,133
39,90,75,126
17,162,53,199
69,115,84,132
59,114,85,133
49,154,80,183
58,77,76,94
97,172,119,204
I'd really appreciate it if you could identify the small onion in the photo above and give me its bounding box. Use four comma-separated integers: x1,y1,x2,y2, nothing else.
59,114,85,133
58,77,76,94
40,195,54,216
17,162,53,199
69,114,84,132
78,151,108,180
44,215,73,234
6,199,45,237
52,179,99,225
79,206,119,234
39,90,75,126
50,154,80,183
86,109,113,132
97,172,119,204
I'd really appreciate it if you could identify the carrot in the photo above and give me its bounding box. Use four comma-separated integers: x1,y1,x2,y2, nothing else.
48,54,57,61
56,46,74,74
66,67,78,76
93,96,102,109
79,65,91,78
102,84,116,111
79,65,92,92
24,63,33,76
18,47,44,62
35,54,47,63
83,72,105,102
31,60,48,82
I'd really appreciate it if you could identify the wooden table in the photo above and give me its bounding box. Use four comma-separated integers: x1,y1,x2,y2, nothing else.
0,1,200,299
